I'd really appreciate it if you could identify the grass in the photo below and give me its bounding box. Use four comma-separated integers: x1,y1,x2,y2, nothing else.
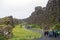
50,23,60,30
9,25,41,40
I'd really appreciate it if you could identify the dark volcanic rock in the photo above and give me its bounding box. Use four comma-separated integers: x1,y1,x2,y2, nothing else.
23,0,60,30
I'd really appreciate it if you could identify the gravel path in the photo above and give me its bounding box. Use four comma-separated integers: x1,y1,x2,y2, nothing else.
29,29,60,40
34,36,60,40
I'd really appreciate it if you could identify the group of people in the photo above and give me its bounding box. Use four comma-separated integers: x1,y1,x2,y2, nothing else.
44,30,60,37
44,31,49,36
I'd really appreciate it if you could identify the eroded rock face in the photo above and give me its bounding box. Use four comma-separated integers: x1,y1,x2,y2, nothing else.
46,0,60,22
23,0,60,30
46,0,60,29
0,16,14,39
23,6,48,29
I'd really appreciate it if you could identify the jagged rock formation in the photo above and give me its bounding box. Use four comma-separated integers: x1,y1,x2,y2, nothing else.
0,16,14,39
0,16,14,26
23,0,60,30
24,6,46,25
24,6,50,29
46,0,60,29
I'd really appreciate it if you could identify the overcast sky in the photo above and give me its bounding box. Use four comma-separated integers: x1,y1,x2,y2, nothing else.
0,0,48,19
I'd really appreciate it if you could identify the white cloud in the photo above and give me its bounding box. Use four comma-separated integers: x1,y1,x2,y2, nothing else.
0,0,48,19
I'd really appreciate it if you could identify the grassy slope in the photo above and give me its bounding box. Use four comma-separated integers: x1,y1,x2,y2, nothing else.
9,25,41,40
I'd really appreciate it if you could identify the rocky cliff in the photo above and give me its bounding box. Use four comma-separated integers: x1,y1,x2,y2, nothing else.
0,16,14,39
23,0,60,29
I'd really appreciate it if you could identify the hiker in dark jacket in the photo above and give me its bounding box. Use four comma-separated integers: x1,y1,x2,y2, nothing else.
44,31,49,36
